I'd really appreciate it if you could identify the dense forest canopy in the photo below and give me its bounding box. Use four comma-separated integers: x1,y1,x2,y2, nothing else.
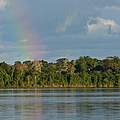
0,56,120,88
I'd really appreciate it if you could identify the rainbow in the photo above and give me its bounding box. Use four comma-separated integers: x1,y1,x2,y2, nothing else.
8,0,45,60
6,2,44,120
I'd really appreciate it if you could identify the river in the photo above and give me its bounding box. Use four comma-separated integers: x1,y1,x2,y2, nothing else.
0,88,120,120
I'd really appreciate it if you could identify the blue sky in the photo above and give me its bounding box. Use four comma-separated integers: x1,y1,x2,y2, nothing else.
0,0,120,63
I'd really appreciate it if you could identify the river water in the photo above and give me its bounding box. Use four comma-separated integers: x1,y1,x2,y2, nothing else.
0,88,120,120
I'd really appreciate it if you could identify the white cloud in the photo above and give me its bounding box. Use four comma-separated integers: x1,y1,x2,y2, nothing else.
56,13,77,33
0,0,8,10
20,39,28,43
87,17,120,34
104,6,120,11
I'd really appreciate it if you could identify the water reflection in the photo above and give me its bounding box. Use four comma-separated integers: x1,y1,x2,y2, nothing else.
0,88,120,120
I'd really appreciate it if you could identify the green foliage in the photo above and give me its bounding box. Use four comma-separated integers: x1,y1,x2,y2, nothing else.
1,56,120,88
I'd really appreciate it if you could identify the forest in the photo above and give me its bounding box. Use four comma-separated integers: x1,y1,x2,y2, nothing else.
0,56,120,88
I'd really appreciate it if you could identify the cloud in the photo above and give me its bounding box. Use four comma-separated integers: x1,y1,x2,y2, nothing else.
0,0,8,10
20,39,28,43
104,5,120,11
56,13,77,33
87,17,120,34
0,44,4,48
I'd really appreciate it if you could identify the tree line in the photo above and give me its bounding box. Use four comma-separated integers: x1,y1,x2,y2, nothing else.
0,56,120,88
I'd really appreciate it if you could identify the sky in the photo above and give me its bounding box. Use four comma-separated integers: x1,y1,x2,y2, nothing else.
0,0,120,63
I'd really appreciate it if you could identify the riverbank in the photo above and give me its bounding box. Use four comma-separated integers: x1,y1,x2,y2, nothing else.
0,56,120,88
